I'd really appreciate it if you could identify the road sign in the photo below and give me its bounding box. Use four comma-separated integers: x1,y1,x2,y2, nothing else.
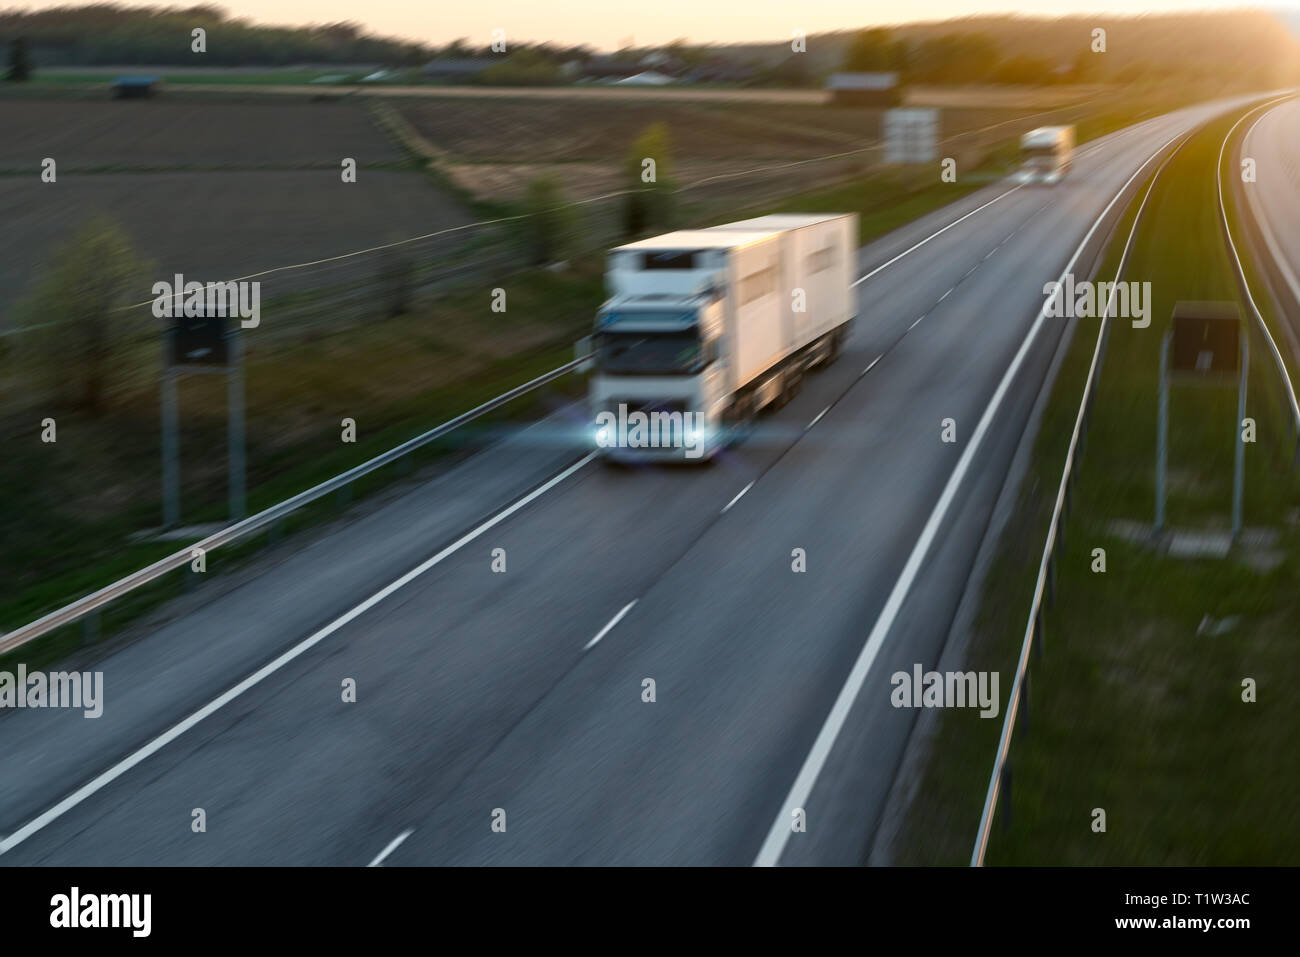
1170,301,1239,376
168,315,230,368
160,318,245,527
884,108,939,165
1156,301,1247,537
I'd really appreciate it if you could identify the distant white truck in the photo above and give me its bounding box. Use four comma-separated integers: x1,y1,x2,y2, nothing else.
1017,125,1075,185
586,213,858,462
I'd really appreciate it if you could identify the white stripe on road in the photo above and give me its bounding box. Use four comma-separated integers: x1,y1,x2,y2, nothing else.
753,124,1189,867
0,453,598,858
721,481,755,514
806,406,831,430
583,601,638,652
862,355,882,376
368,828,413,866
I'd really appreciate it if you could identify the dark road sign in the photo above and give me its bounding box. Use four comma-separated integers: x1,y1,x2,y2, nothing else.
1170,301,1239,375
168,315,230,367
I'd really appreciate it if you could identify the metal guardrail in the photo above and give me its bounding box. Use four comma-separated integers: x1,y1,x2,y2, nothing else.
0,356,584,656
969,125,1194,867
1216,95,1300,449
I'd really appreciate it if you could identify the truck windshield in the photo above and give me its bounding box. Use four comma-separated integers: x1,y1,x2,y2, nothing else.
597,330,706,375
1024,147,1061,167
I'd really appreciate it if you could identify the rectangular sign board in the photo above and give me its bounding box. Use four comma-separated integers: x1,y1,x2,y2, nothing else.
883,108,939,165
1170,301,1239,375
168,315,230,367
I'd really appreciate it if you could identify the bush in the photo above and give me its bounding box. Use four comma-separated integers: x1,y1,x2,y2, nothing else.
15,217,151,413
475,49,564,87
622,123,676,238
521,175,577,265
5,37,32,82
375,245,416,317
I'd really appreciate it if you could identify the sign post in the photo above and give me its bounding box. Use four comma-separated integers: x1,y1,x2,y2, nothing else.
161,314,246,528
1155,301,1245,538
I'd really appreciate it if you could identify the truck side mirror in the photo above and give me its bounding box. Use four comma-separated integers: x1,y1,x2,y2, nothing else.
575,335,595,373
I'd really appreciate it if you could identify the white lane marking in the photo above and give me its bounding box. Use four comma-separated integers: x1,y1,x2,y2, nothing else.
963,264,979,278
984,247,998,260
753,124,1190,868
908,316,925,331
806,405,832,430
721,481,755,514
583,600,638,652
0,453,598,858
368,828,413,867
862,355,882,376
937,287,953,303
852,185,1021,288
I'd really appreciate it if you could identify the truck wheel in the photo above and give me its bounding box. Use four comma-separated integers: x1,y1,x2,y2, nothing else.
825,330,844,365
781,366,804,404
725,399,756,448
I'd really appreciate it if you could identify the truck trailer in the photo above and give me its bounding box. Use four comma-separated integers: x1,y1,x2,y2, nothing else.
587,213,858,461
1017,125,1075,185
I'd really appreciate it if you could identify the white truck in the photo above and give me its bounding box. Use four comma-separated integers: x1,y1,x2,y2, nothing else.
1017,125,1075,185
586,213,858,461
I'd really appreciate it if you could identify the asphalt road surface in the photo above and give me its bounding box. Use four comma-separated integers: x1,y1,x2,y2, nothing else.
1242,96,1300,342
0,94,1273,866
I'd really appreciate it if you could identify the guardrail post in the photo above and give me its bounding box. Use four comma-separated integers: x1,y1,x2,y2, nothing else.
1020,671,1030,737
1000,764,1012,832
81,610,99,646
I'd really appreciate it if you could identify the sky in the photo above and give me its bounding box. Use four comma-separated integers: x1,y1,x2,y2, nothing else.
10,0,1297,49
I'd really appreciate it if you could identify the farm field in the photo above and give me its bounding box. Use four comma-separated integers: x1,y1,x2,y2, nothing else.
0,98,403,170
0,168,472,324
396,95,1095,204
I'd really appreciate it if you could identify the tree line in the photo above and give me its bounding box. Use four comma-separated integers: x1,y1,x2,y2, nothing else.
0,4,433,67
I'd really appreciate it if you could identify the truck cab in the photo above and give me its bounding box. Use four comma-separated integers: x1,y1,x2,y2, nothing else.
1017,125,1075,185
587,219,856,462
589,293,726,460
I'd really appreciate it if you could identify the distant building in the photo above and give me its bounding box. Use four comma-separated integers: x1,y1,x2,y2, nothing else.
111,75,161,99
637,51,687,77
421,58,494,82
615,70,674,86
579,54,643,81
825,72,901,106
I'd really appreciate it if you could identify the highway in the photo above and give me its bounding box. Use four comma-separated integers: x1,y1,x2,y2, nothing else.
0,95,1268,866
1241,96,1300,344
